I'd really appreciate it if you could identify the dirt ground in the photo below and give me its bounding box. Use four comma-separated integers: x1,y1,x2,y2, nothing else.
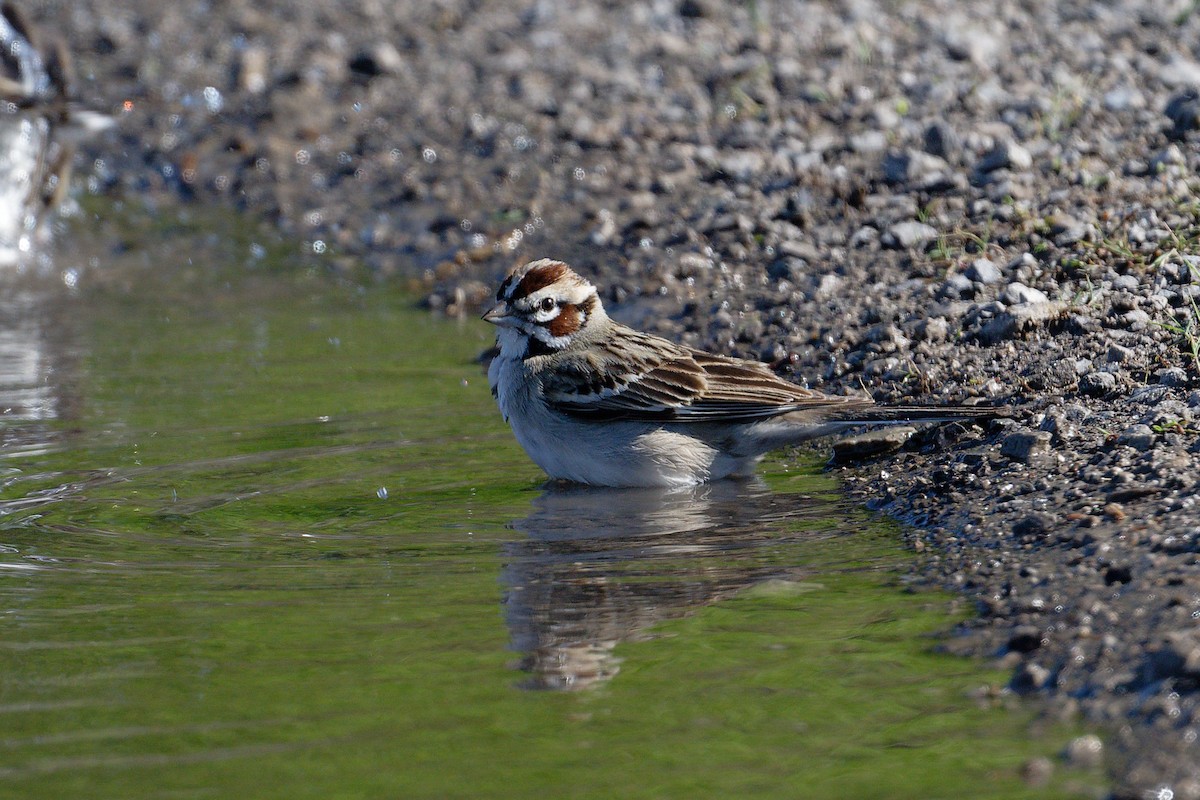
28,0,1200,794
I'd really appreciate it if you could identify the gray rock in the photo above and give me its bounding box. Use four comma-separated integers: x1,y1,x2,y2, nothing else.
923,121,961,158
882,220,938,249
1145,632,1200,682
1050,214,1089,246
1001,282,1049,305
1064,735,1104,769
1106,344,1134,363
965,258,1002,285
918,317,949,342
1080,371,1118,396
1011,661,1052,693
1103,87,1145,112
977,301,1067,343
1166,89,1200,138
849,131,888,154
1160,367,1188,387
831,426,917,463
1111,274,1140,291
1000,430,1052,463
1118,424,1155,451
940,273,974,299
977,140,1032,173
1129,386,1170,404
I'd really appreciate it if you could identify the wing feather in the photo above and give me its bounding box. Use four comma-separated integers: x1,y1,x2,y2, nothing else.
543,324,870,423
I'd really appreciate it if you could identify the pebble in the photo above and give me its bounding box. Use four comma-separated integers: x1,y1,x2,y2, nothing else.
831,427,916,463
1000,430,1052,463
1001,282,1048,305
1117,425,1155,451
882,220,938,249
1080,371,1117,396
1063,735,1104,769
976,140,1032,173
965,258,1002,285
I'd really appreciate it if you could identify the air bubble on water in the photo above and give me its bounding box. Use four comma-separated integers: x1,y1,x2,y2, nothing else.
311,240,327,254
61,268,79,288
249,243,266,260
422,147,437,163
295,149,311,165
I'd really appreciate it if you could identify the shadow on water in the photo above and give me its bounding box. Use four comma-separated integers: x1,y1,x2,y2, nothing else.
505,480,856,690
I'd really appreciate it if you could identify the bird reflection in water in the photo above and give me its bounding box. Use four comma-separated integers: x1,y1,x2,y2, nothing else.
501,479,854,690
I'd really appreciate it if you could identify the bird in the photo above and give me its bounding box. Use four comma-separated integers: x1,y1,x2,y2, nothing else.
483,258,999,488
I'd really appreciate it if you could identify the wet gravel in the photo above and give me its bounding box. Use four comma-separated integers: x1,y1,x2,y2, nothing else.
32,0,1200,795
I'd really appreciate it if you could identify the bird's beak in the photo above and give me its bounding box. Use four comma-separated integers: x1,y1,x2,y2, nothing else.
482,302,514,326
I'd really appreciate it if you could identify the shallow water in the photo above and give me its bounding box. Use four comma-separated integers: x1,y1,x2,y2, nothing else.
0,209,1100,798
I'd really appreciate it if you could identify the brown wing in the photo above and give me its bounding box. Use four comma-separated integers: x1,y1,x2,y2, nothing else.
544,325,869,423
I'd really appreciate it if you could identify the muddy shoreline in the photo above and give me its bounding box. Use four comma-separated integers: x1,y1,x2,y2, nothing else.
36,0,1200,795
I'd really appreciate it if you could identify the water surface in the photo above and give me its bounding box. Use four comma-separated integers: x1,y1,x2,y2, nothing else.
0,209,1100,798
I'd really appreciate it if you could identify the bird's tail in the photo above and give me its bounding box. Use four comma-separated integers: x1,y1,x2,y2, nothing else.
828,404,1008,425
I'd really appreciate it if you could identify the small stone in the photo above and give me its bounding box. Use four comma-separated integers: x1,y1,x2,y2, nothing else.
1001,282,1048,305
1020,757,1053,788
1145,632,1200,682
965,258,1002,284
849,131,888,154
1008,625,1043,653
1000,430,1052,463
1063,735,1104,769
1079,371,1117,397
1117,424,1155,451
1111,274,1140,291
1103,87,1145,112
678,0,712,17
883,220,938,249
1166,89,1200,138
1106,344,1134,363
1159,367,1188,387
940,273,974,299
1011,661,1052,693
977,301,1066,343
831,427,917,463
923,121,961,158
1013,513,1052,539
918,317,949,342
977,140,1032,173
1102,502,1126,521
1104,565,1133,585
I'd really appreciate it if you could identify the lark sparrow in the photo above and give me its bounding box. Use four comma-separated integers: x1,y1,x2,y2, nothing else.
485,258,995,487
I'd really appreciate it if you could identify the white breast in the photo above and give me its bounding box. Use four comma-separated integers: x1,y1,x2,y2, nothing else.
487,336,755,487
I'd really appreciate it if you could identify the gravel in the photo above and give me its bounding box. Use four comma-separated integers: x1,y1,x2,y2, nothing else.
28,0,1200,795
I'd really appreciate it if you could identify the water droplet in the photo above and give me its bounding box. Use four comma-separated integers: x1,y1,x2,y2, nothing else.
377,487,388,500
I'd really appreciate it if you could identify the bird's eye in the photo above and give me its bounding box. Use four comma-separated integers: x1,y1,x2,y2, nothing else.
539,297,556,312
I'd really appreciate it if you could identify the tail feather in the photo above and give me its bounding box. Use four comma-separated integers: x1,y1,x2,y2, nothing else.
830,404,1008,425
